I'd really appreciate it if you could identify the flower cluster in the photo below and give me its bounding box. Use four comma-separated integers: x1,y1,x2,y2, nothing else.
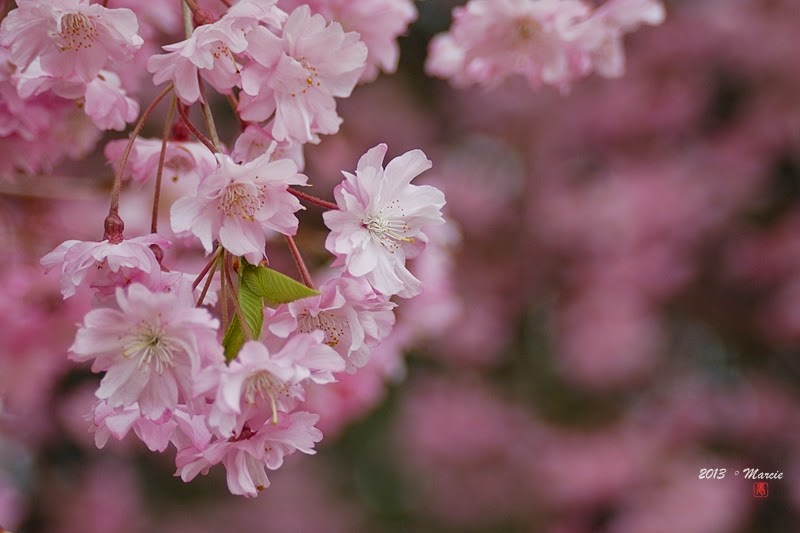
1,0,143,130
0,0,446,497
426,0,665,91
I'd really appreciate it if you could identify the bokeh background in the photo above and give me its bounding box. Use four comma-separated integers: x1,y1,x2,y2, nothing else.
3,0,800,531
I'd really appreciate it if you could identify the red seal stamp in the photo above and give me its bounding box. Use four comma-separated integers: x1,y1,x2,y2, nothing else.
753,482,769,498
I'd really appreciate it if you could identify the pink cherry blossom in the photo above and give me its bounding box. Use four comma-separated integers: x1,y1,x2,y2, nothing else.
69,283,222,420
426,0,591,89
232,123,305,172
83,70,139,130
323,144,446,298
573,0,666,78
239,6,367,143
0,0,143,84
90,400,177,452
170,149,307,263
147,0,285,104
40,234,170,299
0,44,101,175
175,411,323,497
279,0,417,82
426,0,665,90
268,275,396,372
104,136,217,186
205,334,343,437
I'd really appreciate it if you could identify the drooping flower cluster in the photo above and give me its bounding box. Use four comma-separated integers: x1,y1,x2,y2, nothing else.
279,0,418,82
148,1,367,144
4,0,446,498
0,0,143,130
426,0,665,90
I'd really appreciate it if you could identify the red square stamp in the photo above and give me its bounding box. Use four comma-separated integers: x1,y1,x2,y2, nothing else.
753,482,769,498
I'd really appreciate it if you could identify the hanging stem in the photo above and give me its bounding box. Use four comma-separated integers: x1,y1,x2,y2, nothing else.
192,245,223,290
198,77,223,152
151,95,177,234
227,93,248,131
177,103,217,153
108,84,173,218
195,256,220,308
288,188,339,210
220,251,230,332
223,254,254,340
285,235,314,288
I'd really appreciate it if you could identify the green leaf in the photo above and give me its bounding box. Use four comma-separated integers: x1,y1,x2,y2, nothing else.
222,268,265,362
240,262,319,306
222,315,244,362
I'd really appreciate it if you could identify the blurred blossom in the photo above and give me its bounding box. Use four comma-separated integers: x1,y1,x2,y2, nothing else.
554,283,662,389
393,377,543,529
4,0,800,530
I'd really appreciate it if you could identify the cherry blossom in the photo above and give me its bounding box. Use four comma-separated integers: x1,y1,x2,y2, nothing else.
40,234,169,299
104,136,217,186
0,0,143,84
175,411,323,497
323,144,446,298
239,6,367,142
83,70,139,131
69,283,222,420
204,334,343,437
90,400,177,452
426,0,665,90
426,0,591,90
279,0,417,82
147,0,285,104
170,149,307,263
268,276,396,372
232,123,305,172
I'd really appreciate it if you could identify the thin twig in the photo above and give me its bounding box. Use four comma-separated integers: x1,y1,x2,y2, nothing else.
227,92,248,131
151,95,177,233
285,235,314,288
288,188,339,210
198,77,223,151
220,251,230,331
192,245,223,290
195,256,219,308
109,84,173,217
177,103,217,153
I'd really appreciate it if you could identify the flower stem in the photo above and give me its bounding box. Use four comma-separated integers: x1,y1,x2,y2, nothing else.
288,188,339,210
151,95,177,234
193,245,223,290
195,255,220,308
177,103,217,153
108,84,173,220
198,78,223,151
285,235,314,288
220,251,230,331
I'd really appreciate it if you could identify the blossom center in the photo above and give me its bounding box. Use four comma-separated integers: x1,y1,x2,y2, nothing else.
290,57,322,97
298,310,348,347
511,17,541,45
123,323,177,374
219,183,264,221
244,371,285,424
364,214,414,251
210,42,240,73
58,12,98,52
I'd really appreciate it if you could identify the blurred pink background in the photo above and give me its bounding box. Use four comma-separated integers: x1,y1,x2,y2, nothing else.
3,0,800,531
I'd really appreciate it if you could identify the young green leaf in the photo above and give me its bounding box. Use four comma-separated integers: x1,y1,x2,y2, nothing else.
241,262,319,306
221,269,265,362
